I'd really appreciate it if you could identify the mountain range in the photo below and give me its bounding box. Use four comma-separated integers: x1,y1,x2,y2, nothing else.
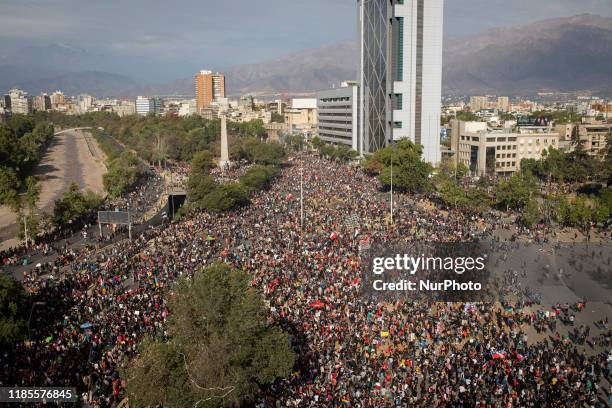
1,14,610,98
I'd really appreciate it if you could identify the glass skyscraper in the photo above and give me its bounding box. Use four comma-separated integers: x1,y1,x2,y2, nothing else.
358,0,443,163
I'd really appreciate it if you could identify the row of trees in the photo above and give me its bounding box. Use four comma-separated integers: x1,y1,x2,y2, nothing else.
34,111,269,165
311,137,359,162
0,115,54,209
355,138,610,229
521,144,611,184
102,152,145,199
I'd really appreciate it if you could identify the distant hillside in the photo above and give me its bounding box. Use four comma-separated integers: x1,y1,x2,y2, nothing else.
443,14,612,96
169,13,612,97
151,42,359,97
1,14,611,98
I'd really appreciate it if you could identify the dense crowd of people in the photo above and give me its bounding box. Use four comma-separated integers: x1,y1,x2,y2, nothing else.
0,169,165,268
103,170,165,224
1,152,611,407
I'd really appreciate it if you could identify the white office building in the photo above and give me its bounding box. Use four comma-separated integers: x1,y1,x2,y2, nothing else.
135,96,162,116
317,81,360,151
358,0,443,163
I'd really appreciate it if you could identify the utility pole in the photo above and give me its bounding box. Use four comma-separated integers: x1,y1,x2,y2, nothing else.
127,205,132,241
390,139,395,225
390,157,394,224
23,213,28,248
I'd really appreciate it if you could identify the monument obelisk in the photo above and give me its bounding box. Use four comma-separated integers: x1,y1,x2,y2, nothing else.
219,114,230,169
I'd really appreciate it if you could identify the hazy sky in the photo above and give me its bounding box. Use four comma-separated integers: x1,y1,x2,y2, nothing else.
1,0,611,80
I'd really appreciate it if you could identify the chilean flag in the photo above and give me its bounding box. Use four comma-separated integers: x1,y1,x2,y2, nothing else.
329,232,338,241
492,350,507,360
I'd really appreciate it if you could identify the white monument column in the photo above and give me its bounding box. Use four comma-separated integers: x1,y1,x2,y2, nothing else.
219,114,230,169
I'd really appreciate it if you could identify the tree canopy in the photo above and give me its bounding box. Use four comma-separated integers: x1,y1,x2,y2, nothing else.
52,182,103,229
494,173,537,211
0,277,27,344
123,263,295,408
103,151,144,199
0,116,54,208
239,165,280,193
364,139,433,193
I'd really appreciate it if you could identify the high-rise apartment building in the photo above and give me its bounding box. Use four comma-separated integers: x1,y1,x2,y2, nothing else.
77,94,94,113
358,0,443,163
51,91,65,108
497,96,509,112
469,96,488,112
8,88,32,115
195,70,225,113
33,93,52,111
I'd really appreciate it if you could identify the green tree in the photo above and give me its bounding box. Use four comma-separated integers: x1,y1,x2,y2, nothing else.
252,142,286,165
568,196,592,231
0,277,27,344
375,139,433,193
188,175,217,205
494,173,536,211
334,145,359,162
520,199,541,228
233,137,285,165
0,166,20,208
52,183,102,229
284,134,305,152
434,173,490,214
191,150,215,176
103,152,142,198
456,111,479,122
202,184,249,212
438,157,468,179
123,263,295,408
311,136,324,150
239,165,279,193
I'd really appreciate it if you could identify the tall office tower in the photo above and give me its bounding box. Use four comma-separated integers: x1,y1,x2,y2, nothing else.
358,0,443,163
195,70,226,113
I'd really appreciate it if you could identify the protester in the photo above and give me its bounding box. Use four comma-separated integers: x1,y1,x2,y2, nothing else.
1,152,609,407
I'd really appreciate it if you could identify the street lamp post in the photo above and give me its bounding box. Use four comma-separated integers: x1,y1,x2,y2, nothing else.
23,213,28,249
300,164,304,230
390,154,394,224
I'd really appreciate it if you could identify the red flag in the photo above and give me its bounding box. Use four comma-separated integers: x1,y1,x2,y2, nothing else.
310,300,325,309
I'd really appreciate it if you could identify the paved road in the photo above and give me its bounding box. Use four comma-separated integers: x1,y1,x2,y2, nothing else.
0,129,106,250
